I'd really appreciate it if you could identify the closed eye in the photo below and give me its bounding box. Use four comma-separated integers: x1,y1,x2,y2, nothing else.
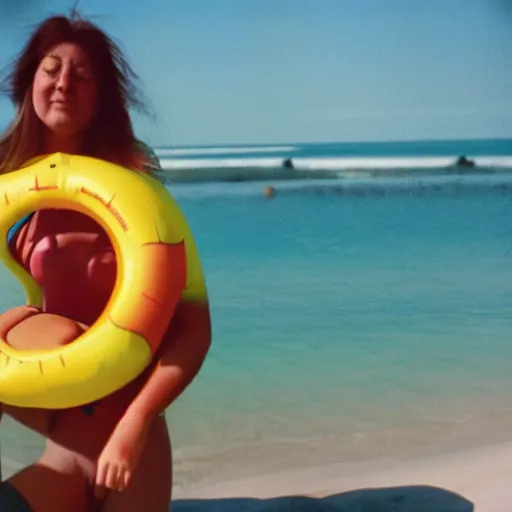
73,67,93,82
41,56,61,76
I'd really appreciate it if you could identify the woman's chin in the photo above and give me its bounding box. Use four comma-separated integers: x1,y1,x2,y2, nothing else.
43,118,84,150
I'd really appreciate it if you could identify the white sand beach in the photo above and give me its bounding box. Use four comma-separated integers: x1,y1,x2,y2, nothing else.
2,426,511,510
173,442,512,511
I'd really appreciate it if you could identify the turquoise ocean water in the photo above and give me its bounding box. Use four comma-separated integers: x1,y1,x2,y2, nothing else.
1,138,512,493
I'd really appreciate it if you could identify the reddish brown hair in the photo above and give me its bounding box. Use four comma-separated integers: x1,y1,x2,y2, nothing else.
0,12,157,175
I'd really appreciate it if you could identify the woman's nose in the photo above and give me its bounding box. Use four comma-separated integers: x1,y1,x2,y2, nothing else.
56,68,72,92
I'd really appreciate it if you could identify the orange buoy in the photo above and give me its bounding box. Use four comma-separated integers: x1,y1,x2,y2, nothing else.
264,186,277,199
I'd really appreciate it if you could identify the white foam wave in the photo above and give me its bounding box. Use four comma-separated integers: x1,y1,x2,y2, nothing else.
294,156,512,171
156,145,298,157
293,156,455,170
159,157,284,169
158,155,512,172
472,157,512,167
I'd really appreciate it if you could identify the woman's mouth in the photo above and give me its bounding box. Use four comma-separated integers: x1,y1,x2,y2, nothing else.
51,99,71,108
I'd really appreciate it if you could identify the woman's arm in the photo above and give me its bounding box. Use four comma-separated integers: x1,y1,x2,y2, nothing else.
94,299,211,493
125,300,211,421
95,142,212,491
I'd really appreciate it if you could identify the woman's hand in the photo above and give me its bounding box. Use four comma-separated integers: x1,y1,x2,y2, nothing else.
94,412,151,497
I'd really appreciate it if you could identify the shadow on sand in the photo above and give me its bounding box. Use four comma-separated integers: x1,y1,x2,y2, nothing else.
172,485,474,511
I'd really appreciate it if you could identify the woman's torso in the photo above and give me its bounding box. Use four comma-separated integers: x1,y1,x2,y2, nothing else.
11,208,151,473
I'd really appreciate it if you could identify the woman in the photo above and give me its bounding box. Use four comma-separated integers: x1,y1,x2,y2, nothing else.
0,12,211,512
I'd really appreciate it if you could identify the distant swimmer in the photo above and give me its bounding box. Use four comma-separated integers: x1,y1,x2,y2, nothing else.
282,158,294,169
264,185,277,199
455,155,475,168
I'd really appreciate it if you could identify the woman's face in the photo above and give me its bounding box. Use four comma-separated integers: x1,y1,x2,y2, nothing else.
32,42,98,141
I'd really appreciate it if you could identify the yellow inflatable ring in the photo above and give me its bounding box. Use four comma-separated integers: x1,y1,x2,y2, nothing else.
0,153,207,409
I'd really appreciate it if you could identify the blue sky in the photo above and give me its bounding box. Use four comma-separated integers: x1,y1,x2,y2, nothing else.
0,0,510,146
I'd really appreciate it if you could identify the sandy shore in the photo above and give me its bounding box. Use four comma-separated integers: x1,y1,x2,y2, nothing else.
2,441,510,510
173,442,512,511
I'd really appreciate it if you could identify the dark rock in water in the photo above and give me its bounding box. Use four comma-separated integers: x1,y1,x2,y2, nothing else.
455,156,475,168
282,158,294,169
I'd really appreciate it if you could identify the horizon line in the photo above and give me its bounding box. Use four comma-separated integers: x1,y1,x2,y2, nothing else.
153,136,512,150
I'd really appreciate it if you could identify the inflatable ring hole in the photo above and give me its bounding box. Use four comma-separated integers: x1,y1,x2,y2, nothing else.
3,206,118,352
